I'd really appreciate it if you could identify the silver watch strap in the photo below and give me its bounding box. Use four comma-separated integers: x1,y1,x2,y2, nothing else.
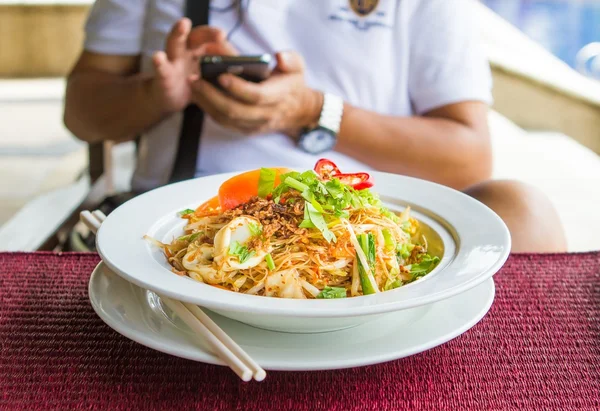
318,93,344,135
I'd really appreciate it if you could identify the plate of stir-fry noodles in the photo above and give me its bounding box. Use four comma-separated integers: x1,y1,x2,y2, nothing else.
96,159,510,332
145,160,441,299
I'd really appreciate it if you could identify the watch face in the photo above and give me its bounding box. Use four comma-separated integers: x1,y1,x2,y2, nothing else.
299,129,336,154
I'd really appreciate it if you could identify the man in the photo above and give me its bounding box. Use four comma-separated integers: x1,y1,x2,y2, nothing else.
64,0,566,252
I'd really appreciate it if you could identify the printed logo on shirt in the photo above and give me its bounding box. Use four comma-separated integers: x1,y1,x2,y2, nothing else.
349,0,379,17
329,0,395,31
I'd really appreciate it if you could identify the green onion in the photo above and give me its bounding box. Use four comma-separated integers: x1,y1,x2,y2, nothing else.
248,222,262,237
357,233,377,295
178,232,201,242
317,286,347,299
228,241,255,264
382,229,396,252
257,168,277,198
284,176,309,193
178,208,195,216
265,253,275,271
384,278,403,291
397,243,415,260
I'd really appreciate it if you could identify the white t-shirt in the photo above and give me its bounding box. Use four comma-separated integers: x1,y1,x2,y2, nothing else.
84,0,493,192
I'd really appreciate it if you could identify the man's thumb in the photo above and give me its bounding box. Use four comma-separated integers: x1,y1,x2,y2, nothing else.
276,51,304,73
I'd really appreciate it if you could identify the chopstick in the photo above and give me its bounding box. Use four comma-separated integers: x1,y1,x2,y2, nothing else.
182,302,266,381
80,209,266,382
159,295,254,381
80,210,102,232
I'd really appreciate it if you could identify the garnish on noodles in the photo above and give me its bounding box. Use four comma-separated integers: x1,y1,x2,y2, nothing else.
145,159,440,299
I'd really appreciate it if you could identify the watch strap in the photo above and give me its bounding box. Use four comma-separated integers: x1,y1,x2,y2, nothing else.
318,93,344,135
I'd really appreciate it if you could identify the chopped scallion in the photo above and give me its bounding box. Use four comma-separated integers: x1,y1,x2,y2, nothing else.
284,176,309,193
265,253,275,270
178,208,195,216
317,286,347,299
228,241,255,264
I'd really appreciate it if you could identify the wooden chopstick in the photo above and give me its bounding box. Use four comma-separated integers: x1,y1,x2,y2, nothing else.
80,210,101,233
92,209,107,223
79,209,266,382
182,302,266,381
159,295,254,381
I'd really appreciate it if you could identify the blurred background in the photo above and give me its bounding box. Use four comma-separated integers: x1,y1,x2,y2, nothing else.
1,0,600,252
485,0,600,75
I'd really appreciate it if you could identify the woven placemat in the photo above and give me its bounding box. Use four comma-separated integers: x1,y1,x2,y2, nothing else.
0,252,598,410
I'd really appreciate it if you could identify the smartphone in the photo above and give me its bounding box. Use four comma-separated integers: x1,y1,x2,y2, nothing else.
200,54,273,85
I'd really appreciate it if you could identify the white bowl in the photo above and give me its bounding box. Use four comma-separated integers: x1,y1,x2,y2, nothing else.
96,171,510,333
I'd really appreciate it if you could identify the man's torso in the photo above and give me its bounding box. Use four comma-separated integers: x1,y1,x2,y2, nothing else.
133,0,413,189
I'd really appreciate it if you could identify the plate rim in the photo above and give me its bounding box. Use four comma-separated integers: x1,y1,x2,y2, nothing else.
96,170,510,318
88,262,496,371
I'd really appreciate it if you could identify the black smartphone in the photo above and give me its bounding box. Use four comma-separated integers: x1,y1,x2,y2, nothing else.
200,54,273,85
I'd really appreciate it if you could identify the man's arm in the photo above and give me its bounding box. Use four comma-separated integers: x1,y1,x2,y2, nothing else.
336,101,492,190
64,20,229,144
64,52,163,144
189,51,492,190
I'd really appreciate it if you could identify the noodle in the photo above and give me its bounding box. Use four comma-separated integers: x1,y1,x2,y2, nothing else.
149,166,440,299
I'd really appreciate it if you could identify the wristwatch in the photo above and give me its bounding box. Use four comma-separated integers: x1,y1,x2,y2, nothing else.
297,93,344,155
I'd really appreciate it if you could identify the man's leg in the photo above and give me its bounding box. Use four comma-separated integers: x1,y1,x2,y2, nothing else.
464,180,567,253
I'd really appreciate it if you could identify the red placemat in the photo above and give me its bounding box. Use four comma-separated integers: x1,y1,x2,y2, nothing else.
0,252,599,410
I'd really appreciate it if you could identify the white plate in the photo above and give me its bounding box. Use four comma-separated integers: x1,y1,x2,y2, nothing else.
96,171,510,332
89,262,496,371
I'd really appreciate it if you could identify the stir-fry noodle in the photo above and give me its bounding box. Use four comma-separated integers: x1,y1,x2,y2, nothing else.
147,161,439,299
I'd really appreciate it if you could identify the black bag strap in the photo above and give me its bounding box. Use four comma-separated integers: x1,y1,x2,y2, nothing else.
169,0,210,183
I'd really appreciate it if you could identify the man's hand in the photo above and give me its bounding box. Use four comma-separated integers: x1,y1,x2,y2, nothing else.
150,19,235,115
189,51,323,135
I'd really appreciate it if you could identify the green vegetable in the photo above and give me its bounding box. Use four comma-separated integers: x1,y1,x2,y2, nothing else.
355,189,399,222
307,193,326,213
248,222,262,237
257,168,277,198
299,204,315,229
384,278,403,291
400,221,412,233
397,243,415,260
284,176,309,193
334,209,350,219
269,170,399,245
272,171,395,219
302,202,336,243
178,232,201,242
317,286,347,299
357,233,378,295
178,208,195,216
265,253,275,271
228,241,255,264
382,229,396,252
409,255,440,279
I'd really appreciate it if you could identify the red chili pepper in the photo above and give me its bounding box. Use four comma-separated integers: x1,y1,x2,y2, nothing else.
314,159,341,179
335,173,374,190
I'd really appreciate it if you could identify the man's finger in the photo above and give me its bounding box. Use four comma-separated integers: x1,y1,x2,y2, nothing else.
218,73,300,105
201,41,239,56
165,18,192,61
152,51,171,78
190,80,270,125
275,51,305,74
188,26,227,48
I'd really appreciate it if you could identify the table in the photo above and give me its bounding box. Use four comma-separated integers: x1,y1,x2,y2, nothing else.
1,252,599,410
